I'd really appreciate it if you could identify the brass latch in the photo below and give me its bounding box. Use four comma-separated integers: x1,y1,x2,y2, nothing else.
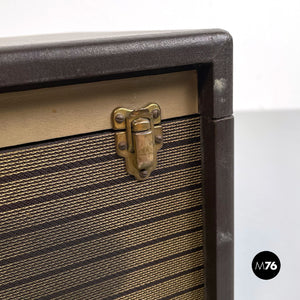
112,104,163,180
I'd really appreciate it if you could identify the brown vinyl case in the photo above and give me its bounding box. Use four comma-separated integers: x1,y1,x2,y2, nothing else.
0,30,233,300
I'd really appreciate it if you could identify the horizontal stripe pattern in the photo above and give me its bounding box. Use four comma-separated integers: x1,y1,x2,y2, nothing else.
0,115,204,299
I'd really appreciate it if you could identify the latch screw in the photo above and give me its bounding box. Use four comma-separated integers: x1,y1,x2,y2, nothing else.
139,169,148,178
155,135,163,144
115,113,125,123
152,109,160,119
118,141,127,151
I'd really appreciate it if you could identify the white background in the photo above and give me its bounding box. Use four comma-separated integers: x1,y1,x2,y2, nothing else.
0,0,299,111
235,111,300,300
0,1,299,299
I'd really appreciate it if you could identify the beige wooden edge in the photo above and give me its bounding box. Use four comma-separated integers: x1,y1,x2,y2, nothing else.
0,70,198,148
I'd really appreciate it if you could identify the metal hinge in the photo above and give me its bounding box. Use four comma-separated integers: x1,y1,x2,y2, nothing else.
112,104,163,180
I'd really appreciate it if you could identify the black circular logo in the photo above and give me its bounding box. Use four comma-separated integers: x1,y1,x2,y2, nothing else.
252,251,281,280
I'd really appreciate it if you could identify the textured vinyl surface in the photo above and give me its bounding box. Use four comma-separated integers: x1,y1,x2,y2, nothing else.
0,115,205,299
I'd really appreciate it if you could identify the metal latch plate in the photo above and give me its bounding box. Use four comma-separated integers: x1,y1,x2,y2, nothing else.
112,104,163,180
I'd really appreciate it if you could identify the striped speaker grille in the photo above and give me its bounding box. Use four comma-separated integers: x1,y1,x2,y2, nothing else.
0,115,205,300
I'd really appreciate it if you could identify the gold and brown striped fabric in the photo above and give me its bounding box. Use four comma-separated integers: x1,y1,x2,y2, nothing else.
0,115,205,299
